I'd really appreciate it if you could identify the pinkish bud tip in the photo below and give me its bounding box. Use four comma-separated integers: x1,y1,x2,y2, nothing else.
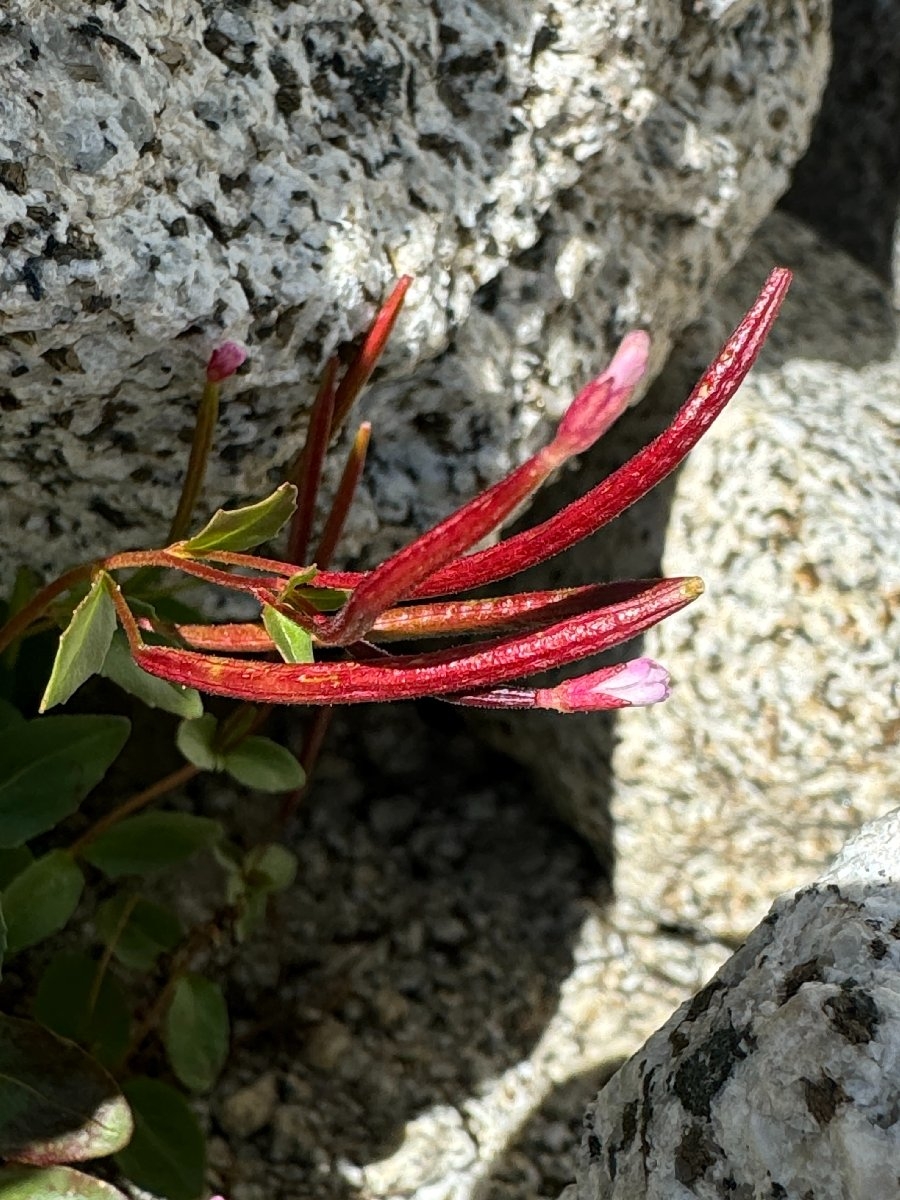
206,341,248,382
555,330,650,456
539,656,670,712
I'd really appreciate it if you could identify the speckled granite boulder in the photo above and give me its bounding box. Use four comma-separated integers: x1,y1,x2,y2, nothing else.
0,0,827,575
479,210,899,939
574,804,900,1200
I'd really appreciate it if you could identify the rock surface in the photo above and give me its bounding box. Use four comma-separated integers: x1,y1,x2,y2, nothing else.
0,0,827,575
478,209,900,943
575,805,900,1200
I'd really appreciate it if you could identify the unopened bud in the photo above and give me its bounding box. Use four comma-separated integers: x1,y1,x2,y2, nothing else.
206,341,248,382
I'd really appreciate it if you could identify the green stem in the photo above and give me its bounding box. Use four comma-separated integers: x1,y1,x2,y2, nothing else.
168,378,221,543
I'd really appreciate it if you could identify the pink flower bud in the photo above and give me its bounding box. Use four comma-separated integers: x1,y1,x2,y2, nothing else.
554,329,650,455
537,656,670,712
206,341,247,382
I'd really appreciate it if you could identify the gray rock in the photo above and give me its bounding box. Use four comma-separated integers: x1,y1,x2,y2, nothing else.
0,1,827,575
479,210,900,944
575,805,900,1200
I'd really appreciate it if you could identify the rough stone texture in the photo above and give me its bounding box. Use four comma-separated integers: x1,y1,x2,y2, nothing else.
477,209,900,941
575,805,900,1200
0,0,828,577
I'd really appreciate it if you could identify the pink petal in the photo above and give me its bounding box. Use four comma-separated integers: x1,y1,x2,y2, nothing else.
554,330,650,455
537,656,671,711
206,341,248,382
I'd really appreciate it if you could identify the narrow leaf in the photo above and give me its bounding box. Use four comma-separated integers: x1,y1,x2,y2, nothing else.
82,813,223,879
175,713,220,771
180,483,297,555
34,952,131,1069
0,1013,133,1164
115,1077,205,1200
262,605,314,664
163,973,229,1093
3,852,84,954
102,632,203,718
95,894,184,971
222,737,306,792
0,1165,129,1199
0,715,130,847
40,574,117,712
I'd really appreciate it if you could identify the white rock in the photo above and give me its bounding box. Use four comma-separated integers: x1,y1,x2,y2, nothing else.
0,1,827,575
479,211,900,944
575,806,900,1200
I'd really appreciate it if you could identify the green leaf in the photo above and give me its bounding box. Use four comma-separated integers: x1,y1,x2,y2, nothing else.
34,952,131,1069
95,893,184,971
115,1077,205,1200
0,898,6,980
82,813,223,879
39,574,117,712
0,1165,129,1199
180,483,297,555
0,1013,133,1165
163,974,229,1093
0,845,33,889
3,852,84,954
0,697,25,733
222,737,305,793
175,713,220,771
101,632,203,718
244,843,297,893
262,604,315,664
0,715,130,847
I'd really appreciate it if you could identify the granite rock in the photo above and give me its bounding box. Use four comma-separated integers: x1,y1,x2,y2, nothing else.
477,210,900,941
0,0,827,575
575,805,900,1200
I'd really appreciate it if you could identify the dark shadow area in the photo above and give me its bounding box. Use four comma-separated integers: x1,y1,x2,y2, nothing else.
473,1060,625,1200
781,0,900,283
211,700,604,1199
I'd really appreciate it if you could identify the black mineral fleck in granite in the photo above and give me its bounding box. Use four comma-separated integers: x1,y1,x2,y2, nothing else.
824,981,879,1044
673,1025,747,1118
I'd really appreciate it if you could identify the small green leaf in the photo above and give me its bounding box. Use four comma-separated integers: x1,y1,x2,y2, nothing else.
262,604,315,664
115,1077,205,1200
175,713,221,771
0,698,25,733
0,715,130,847
34,952,131,1069
0,1165,129,1199
180,483,297,555
0,1013,133,1164
95,893,184,971
245,843,297,893
3,852,84,954
39,574,117,712
82,813,223,879
0,845,33,889
163,974,229,1093
102,632,203,718
291,586,349,612
222,736,305,792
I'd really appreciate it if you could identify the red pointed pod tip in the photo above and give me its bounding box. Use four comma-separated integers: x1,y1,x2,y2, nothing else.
206,341,248,382
555,329,651,456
